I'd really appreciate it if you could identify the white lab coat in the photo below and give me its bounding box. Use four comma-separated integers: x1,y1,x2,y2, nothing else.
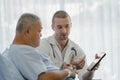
37,35,88,79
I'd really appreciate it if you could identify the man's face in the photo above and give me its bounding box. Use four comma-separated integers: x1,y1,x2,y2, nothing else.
52,17,71,41
29,20,42,47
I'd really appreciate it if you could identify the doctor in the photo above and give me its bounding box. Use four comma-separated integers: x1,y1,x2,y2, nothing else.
37,10,98,80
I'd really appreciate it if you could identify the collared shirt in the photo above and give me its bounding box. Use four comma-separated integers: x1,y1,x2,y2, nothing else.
4,44,59,80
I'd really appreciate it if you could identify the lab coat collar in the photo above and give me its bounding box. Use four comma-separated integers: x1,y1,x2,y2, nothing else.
48,34,72,47
48,35,73,64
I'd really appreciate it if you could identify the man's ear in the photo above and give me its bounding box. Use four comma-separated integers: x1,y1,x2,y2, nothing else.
23,27,30,36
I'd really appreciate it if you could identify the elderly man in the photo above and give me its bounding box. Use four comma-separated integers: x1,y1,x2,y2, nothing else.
3,13,76,80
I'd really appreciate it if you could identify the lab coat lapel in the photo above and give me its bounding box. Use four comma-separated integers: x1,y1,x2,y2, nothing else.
48,35,63,61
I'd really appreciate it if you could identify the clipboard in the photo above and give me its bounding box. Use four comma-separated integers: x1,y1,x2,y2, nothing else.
88,52,106,71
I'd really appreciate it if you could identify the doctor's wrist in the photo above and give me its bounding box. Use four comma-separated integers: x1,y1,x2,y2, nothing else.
72,62,82,70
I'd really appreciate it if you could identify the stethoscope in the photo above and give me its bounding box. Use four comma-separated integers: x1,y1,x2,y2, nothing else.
50,43,56,58
71,47,77,56
50,43,77,59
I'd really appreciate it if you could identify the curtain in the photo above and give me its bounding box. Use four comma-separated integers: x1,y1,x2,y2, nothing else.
0,0,120,80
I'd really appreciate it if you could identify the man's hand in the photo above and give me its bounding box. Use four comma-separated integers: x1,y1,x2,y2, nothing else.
94,54,100,70
61,62,73,70
70,53,86,69
61,62,77,78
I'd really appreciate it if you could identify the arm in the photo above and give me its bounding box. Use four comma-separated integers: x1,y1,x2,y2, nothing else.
70,42,86,69
70,43,94,80
70,53,94,80
38,63,77,80
38,70,72,80
70,53,86,69
82,54,101,80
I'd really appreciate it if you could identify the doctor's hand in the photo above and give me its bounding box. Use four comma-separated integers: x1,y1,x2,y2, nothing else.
70,53,86,69
61,62,73,70
61,62,77,78
94,54,100,70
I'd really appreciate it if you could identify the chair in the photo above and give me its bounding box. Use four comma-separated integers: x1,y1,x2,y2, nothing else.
0,54,24,80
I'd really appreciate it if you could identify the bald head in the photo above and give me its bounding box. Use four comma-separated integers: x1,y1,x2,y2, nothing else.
16,13,40,33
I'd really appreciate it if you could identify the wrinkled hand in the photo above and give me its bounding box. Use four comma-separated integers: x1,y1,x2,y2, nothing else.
70,53,86,69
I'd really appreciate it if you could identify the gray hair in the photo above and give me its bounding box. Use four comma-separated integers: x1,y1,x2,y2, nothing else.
16,13,40,32
52,10,71,24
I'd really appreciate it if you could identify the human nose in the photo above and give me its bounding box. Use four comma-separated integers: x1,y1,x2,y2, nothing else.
61,27,67,33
